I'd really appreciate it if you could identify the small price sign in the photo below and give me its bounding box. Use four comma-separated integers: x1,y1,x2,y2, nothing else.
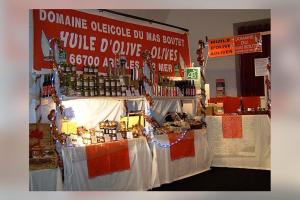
184,68,200,80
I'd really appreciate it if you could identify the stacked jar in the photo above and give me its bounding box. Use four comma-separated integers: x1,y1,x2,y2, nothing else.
104,76,111,96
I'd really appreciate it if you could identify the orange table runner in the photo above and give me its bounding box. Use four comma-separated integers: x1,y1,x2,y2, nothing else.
222,115,243,138
168,131,195,161
85,140,130,178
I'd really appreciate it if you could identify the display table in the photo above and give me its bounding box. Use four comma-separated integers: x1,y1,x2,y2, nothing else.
62,137,153,191
29,168,63,191
150,129,213,188
206,115,270,170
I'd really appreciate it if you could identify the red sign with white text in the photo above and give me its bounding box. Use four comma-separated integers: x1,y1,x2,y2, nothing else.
33,9,191,77
234,32,262,54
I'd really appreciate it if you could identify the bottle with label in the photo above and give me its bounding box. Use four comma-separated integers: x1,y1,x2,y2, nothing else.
191,80,194,96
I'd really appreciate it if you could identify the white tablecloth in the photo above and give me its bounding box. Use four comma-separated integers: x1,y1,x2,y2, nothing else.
150,129,213,187
29,168,63,191
62,137,153,191
206,115,270,170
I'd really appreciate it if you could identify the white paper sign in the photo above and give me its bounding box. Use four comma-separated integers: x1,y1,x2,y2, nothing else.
126,131,133,139
254,58,268,76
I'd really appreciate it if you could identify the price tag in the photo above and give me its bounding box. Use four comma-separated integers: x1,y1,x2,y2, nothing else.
126,132,133,139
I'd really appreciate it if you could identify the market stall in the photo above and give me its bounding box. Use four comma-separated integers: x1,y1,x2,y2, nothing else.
29,9,271,191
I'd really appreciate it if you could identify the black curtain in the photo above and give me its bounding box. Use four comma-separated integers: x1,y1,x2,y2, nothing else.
238,22,270,96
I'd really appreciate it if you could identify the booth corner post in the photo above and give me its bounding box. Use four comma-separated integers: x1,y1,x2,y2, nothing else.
196,39,208,128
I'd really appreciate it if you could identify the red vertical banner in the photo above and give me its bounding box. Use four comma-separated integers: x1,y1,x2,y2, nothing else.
32,9,191,77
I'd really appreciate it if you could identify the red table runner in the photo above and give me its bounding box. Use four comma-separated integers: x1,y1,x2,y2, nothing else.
85,140,130,178
222,115,243,138
168,131,195,161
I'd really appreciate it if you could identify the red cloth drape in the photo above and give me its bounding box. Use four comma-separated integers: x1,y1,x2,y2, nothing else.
168,131,195,161
222,115,243,138
209,96,240,113
242,96,260,109
85,140,130,178
209,96,261,113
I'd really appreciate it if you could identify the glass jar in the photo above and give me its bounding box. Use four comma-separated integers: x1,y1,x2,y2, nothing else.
98,75,104,85
65,65,71,73
111,79,116,87
90,88,95,97
99,88,105,96
94,88,99,96
105,77,111,87
88,66,94,74
105,89,111,97
93,66,98,75
111,133,117,141
83,65,89,74
89,77,95,88
83,76,89,87
83,88,89,97
75,87,82,96
117,88,121,96
71,65,76,72
111,89,116,96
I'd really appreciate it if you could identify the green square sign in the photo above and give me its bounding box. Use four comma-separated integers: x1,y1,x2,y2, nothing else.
184,68,200,80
